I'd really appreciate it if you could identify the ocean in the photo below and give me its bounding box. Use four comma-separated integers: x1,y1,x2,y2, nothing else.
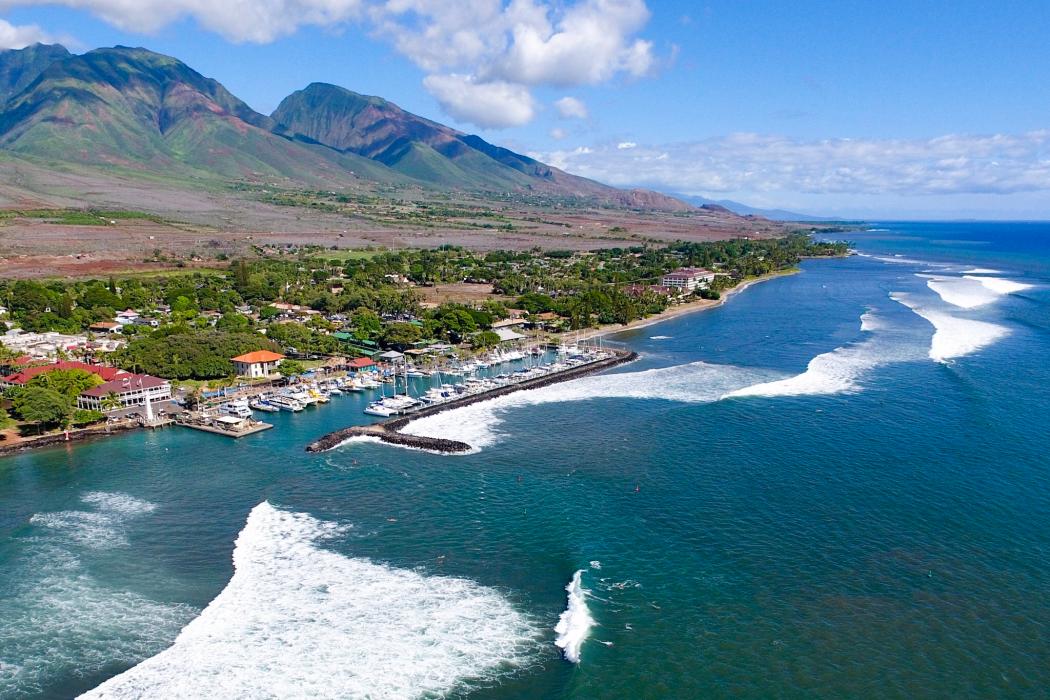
1,221,1049,699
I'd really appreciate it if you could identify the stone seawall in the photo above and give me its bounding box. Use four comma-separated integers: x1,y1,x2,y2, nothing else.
306,349,638,454
0,423,140,459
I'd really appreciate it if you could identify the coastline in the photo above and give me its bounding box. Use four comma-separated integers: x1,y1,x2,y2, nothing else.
568,268,801,343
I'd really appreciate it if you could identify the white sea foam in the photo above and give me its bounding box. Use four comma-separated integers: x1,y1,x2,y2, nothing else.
872,255,929,265
81,502,539,699
29,492,157,549
963,275,1033,295
649,335,672,340
1,494,192,698
891,292,1009,363
723,340,880,398
725,307,929,399
401,361,779,451
860,310,883,332
961,267,1003,274
924,275,1001,309
554,570,594,664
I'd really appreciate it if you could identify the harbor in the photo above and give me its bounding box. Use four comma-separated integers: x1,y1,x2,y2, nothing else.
306,347,638,454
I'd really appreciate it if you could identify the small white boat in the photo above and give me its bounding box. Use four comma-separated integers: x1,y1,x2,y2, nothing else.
268,395,304,412
249,398,280,413
364,402,397,417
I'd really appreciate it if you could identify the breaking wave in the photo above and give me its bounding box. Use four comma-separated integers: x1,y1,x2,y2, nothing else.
964,275,1034,295
860,310,884,332
724,308,925,399
892,292,1010,363
81,502,539,699
401,361,780,451
924,275,1001,309
554,570,594,664
723,341,882,398
924,274,1033,309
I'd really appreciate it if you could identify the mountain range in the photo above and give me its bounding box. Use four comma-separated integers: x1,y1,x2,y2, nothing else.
0,43,690,211
672,194,826,221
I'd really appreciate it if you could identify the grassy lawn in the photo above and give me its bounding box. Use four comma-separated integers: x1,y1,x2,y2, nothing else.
0,209,165,225
314,248,394,262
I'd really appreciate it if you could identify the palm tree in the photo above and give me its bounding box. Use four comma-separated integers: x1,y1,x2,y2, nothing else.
100,392,122,412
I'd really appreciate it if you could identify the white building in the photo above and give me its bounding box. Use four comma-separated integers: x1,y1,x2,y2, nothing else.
77,374,172,411
661,268,716,292
231,350,285,378
1,330,89,359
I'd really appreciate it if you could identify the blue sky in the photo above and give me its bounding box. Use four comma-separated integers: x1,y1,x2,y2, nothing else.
1,0,1048,218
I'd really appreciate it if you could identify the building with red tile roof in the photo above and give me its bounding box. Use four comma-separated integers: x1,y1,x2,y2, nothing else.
0,361,129,389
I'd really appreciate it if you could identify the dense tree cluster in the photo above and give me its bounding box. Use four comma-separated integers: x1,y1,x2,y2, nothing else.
115,330,280,380
0,234,849,384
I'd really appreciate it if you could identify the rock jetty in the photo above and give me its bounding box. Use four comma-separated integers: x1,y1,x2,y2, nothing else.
306,349,638,454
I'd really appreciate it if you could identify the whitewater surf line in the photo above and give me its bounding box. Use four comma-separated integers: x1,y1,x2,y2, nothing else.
306,349,638,454
80,502,540,699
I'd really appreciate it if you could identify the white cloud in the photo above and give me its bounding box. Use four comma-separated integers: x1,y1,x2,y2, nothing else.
550,127,567,140
492,0,653,86
422,73,536,128
0,18,53,48
2,0,365,43
554,96,588,120
1,0,656,128
617,141,636,149
536,131,1050,197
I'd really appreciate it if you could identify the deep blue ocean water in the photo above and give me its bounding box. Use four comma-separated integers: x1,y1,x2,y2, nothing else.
1,222,1049,699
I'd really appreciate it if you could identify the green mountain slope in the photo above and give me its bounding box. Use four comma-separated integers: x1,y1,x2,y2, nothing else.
0,43,70,105
0,46,408,186
0,45,691,210
272,82,692,208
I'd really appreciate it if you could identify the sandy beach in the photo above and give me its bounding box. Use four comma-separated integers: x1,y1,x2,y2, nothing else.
565,268,801,343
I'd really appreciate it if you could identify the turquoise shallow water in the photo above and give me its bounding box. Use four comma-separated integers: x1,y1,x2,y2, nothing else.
1,222,1049,699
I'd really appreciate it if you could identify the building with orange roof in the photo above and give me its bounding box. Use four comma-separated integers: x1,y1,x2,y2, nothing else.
231,350,285,378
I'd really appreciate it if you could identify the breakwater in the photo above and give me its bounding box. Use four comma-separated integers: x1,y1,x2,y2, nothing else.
306,349,638,454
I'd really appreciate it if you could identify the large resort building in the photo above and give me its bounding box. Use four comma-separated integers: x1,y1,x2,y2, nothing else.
661,268,716,292
77,375,173,411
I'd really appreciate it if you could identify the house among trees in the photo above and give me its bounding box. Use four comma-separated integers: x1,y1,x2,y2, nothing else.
231,350,285,378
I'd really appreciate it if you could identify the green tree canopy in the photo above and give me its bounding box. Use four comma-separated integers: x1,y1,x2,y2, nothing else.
13,387,72,431
278,359,306,377
381,322,422,349
27,368,104,400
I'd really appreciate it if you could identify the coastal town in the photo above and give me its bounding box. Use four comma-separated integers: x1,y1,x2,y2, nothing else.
0,234,847,452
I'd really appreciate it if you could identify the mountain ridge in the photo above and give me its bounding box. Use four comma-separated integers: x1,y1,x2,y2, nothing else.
0,44,694,212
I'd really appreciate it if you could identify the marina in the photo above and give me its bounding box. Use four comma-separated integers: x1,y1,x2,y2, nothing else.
306,347,638,454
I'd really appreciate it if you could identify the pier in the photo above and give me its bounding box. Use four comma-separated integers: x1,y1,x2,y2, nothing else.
176,416,274,438
306,348,638,454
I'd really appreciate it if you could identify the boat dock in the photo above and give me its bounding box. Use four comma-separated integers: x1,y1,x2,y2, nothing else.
306,348,638,454
176,415,274,438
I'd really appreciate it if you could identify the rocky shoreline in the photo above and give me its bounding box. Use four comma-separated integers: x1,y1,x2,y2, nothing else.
306,349,639,454
0,422,141,459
